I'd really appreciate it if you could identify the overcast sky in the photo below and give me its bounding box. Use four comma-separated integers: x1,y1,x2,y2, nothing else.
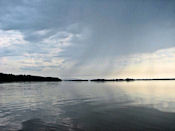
0,0,175,79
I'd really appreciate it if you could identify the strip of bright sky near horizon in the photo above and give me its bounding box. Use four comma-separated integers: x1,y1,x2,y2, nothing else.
0,0,175,79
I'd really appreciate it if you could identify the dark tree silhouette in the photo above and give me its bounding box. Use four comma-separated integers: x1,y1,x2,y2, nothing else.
0,73,61,82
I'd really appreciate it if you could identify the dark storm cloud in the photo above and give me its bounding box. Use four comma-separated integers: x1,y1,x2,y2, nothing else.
0,0,175,77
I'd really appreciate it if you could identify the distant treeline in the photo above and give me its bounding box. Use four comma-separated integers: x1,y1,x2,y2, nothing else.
64,78,175,82
0,73,61,82
1,72,175,83
91,78,134,82
91,78,175,82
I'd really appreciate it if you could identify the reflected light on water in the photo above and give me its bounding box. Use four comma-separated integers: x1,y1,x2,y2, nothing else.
0,81,175,130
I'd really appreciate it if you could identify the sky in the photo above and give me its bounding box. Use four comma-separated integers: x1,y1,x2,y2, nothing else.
0,0,175,79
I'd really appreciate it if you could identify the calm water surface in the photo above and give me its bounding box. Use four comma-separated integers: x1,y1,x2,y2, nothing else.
0,81,175,130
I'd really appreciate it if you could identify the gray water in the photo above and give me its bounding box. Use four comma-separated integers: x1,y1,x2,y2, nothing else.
1,81,175,131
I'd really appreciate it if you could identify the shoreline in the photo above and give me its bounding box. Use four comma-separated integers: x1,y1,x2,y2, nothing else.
1,72,175,83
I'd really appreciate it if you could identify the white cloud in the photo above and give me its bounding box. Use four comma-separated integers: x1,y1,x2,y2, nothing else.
0,29,76,77
43,31,73,47
118,47,175,78
0,29,27,48
58,47,175,79
34,29,50,36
